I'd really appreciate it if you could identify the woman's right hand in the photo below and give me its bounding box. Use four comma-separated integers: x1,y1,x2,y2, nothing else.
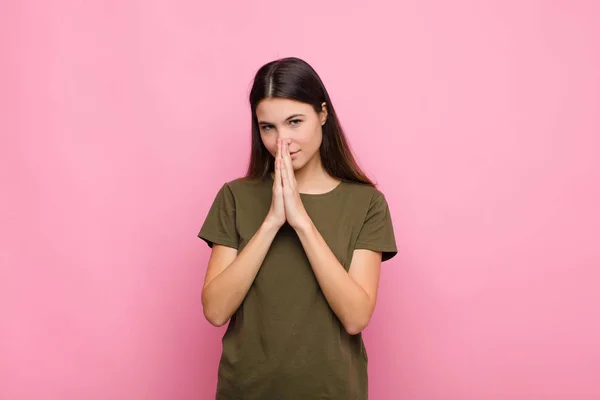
265,139,286,228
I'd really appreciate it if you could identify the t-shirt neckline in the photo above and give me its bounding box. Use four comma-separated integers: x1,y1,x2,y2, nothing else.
267,174,344,197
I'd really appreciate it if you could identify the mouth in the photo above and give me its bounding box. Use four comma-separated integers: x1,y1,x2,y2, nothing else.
290,150,300,159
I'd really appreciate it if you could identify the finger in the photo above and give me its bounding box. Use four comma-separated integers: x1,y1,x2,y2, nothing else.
281,153,295,192
274,157,282,192
280,156,287,181
282,141,295,186
274,139,281,181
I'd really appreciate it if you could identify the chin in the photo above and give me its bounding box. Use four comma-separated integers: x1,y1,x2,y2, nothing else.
291,157,305,169
293,162,310,173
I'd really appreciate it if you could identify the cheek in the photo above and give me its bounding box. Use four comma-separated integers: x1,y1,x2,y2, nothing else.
303,126,323,150
261,135,277,156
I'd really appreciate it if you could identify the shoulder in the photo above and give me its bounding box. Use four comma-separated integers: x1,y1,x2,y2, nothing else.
341,181,389,205
223,176,268,190
217,176,270,200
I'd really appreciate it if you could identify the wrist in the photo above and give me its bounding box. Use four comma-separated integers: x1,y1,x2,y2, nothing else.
291,216,314,235
262,216,284,233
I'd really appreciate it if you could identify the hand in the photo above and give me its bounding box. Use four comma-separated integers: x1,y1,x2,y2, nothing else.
280,139,312,230
265,139,286,229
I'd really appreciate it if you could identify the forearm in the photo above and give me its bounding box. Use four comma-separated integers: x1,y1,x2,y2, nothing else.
295,222,373,335
202,219,280,326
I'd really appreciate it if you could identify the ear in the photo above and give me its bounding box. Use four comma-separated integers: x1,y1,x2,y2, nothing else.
320,102,328,125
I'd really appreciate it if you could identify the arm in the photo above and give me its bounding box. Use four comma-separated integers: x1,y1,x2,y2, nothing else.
201,219,281,327
201,140,287,327
278,142,382,335
295,221,382,335
277,139,383,335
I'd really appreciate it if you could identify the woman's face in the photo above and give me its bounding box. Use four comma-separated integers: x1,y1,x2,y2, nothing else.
256,98,327,171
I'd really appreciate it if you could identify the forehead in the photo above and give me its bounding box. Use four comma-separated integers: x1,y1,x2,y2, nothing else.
256,98,314,121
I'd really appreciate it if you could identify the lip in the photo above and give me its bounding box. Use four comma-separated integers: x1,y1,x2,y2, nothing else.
290,150,300,159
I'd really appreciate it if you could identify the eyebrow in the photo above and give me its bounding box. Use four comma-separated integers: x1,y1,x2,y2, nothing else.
258,114,305,125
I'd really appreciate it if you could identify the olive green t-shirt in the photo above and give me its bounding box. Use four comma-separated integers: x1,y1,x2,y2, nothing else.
198,176,397,400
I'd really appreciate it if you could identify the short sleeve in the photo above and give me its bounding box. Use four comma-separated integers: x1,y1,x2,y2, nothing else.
197,183,239,249
355,191,398,262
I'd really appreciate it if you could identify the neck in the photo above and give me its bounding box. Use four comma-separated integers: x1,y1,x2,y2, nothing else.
294,155,339,194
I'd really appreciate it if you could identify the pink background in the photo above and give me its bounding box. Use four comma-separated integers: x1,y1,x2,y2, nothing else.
2,1,599,399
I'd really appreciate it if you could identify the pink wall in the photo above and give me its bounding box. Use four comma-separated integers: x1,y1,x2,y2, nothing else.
2,1,599,399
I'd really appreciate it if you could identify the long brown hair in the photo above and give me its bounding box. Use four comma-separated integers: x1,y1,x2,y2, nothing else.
246,57,374,186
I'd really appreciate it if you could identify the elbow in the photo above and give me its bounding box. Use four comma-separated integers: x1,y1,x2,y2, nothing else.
204,312,229,328
203,306,230,327
201,293,230,327
342,299,375,335
344,325,364,336
343,315,371,336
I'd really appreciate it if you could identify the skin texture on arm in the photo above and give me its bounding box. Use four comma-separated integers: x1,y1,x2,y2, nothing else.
296,226,382,335
278,139,382,335
201,141,287,327
202,138,383,333
201,221,280,327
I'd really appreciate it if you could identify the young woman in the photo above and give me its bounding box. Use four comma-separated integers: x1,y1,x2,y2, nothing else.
198,57,397,400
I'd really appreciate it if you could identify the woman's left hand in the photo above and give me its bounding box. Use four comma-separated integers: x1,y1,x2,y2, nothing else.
279,139,312,231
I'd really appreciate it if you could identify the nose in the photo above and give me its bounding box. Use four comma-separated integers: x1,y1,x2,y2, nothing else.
277,131,291,141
